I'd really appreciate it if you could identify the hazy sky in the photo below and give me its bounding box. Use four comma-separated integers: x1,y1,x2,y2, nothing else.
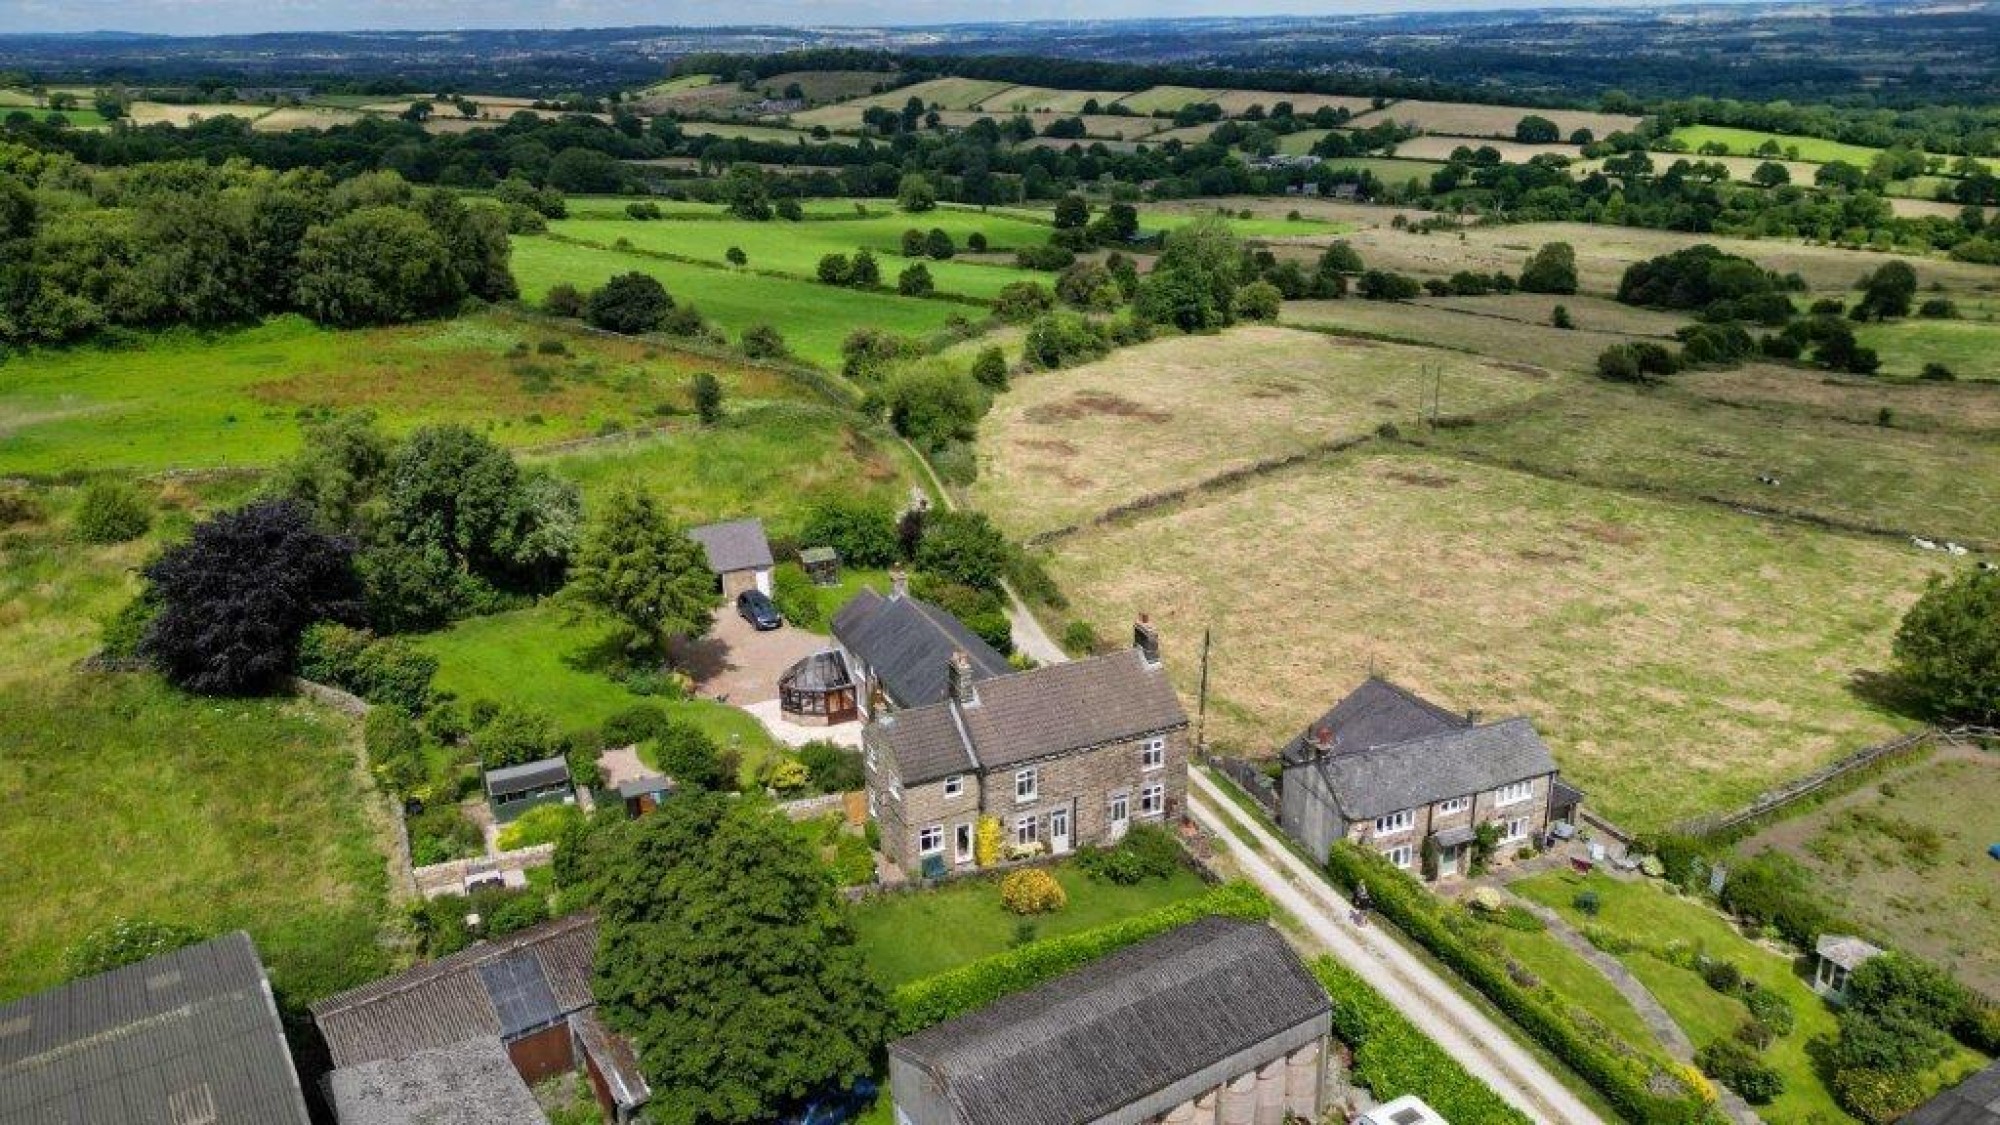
0,0,1693,36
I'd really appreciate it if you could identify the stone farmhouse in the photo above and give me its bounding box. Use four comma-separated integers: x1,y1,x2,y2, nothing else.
1279,677,1579,879
863,619,1188,876
890,916,1334,1125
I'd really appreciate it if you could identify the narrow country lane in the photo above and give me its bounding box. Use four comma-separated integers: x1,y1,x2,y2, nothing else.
1190,769,1608,1125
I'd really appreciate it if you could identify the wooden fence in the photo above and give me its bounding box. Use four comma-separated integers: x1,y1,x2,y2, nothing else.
1673,728,1936,839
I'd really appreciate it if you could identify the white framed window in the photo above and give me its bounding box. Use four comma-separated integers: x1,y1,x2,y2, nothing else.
1015,814,1039,846
889,782,901,802
918,825,944,855
1437,797,1469,815
1500,817,1531,844
1139,783,1165,817
1385,844,1415,869
1494,780,1534,808
1140,737,1166,771
954,823,973,862
1109,791,1129,824
1374,810,1414,834
1015,768,1038,803
867,790,877,816
942,774,964,798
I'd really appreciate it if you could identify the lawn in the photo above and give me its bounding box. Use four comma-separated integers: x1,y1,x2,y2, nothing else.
1668,125,1893,167
969,324,1549,540
1856,310,2000,381
547,209,1054,300
0,310,804,475
1394,136,1582,163
974,85,1130,113
848,863,1211,986
1482,921,1663,1056
508,235,972,369
1039,448,1933,830
0,673,395,1008
1351,100,1643,140
411,604,781,775
1514,870,1982,1125
1741,751,2000,997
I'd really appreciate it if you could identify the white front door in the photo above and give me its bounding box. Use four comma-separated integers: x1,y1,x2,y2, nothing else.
1049,806,1072,854
1107,792,1129,843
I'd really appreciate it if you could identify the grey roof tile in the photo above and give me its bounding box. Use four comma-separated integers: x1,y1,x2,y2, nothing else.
328,1038,550,1125
0,932,310,1125
1280,677,1468,765
1318,717,1559,820
483,756,571,798
891,918,1329,1125
1905,1061,2000,1125
832,589,1009,709
687,517,774,574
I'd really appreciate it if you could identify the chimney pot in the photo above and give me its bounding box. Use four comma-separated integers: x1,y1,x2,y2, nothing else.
1313,724,1333,750
1465,708,1482,726
890,566,909,599
1134,617,1161,666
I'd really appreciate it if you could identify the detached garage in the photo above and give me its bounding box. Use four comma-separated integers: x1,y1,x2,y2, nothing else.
688,518,774,597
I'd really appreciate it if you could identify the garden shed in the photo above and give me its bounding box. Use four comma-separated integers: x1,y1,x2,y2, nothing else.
688,517,774,597
484,757,575,824
780,650,860,725
800,546,840,586
1813,934,1884,1002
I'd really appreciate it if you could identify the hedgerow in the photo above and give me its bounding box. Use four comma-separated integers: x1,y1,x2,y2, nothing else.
1311,957,1534,1125
889,880,1268,1035
1327,844,1711,1125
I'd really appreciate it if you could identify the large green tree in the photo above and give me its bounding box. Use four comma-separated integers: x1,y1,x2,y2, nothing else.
1893,570,2000,723
1134,216,1244,331
383,425,579,590
567,485,715,653
294,205,464,327
592,795,888,1125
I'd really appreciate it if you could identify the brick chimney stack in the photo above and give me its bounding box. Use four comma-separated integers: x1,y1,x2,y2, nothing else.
1134,615,1161,667
890,566,909,600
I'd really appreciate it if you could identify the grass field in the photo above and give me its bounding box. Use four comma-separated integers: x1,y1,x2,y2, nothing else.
848,863,1210,986
0,311,802,474
1208,89,1376,117
1352,100,1644,141
1281,295,1678,375
1741,750,2000,997
1668,125,1893,167
969,325,1550,539
126,101,266,127
847,77,1014,111
0,674,396,1007
509,235,971,369
529,402,911,536
1037,447,1936,830
974,85,1129,113
1112,86,1215,114
1856,307,2000,381
1480,916,1664,1056
253,106,365,132
672,120,820,145
547,209,1053,300
412,604,781,770
1518,870,1986,1125
1394,136,1582,163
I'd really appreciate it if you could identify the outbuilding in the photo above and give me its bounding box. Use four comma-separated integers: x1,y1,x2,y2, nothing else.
688,517,774,597
484,757,575,824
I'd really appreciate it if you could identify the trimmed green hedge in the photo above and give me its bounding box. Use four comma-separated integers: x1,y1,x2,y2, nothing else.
1327,844,1710,1125
1312,957,1534,1125
890,880,1268,1035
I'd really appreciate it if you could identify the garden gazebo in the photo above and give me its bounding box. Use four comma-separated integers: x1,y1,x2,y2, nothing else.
779,650,859,725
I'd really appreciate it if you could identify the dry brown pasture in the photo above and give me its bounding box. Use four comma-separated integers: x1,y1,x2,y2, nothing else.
1351,99,1644,140
1206,90,1377,116
967,325,1549,540
1148,195,1439,229
1276,220,2000,296
1679,365,2000,435
1044,448,1934,831
840,77,1015,111
252,107,363,132
930,110,1167,140
127,102,263,127
1394,135,1582,163
1280,296,1668,375
974,85,1132,113
1573,154,1819,188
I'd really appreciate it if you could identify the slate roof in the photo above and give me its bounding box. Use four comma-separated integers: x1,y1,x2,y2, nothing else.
1280,677,1468,765
1904,1061,2000,1125
570,1010,650,1110
1815,935,1885,972
327,1038,549,1125
484,756,571,799
1316,717,1559,821
0,931,311,1125
687,517,774,574
891,917,1329,1125
832,588,1009,710
872,646,1188,786
311,914,596,1068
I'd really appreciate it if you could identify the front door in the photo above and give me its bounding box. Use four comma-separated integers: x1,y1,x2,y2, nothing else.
1049,806,1072,854
1107,791,1129,843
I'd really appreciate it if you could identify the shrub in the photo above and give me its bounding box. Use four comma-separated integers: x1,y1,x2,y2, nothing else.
1074,824,1185,885
586,272,673,334
600,703,670,748
1062,619,1102,656
1702,959,1743,994
1696,1038,1785,1105
1920,362,1956,381
74,479,151,544
974,815,1003,867
1357,270,1422,301
1551,304,1574,329
771,562,824,631
1835,1067,1930,1125
891,882,1268,1033
1734,1018,1776,1051
1314,958,1535,1125
1574,888,1601,917
1746,986,1796,1036
472,707,569,769
64,918,206,980
798,499,899,567
993,281,1056,323
797,740,865,793
1022,311,1110,369
363,704,425,793
1234,280,1284,321
740,324,788,359
1716,850,1833,948
1000,868,1068,914
1917,297,1960,319
1015,244,1077,271
497,802,581,850
1518,242,1579,294
408,803,483,865
831,832,876,887
542,282,586,318
969,345,1010,391
296,622,437,711
897,263,934,296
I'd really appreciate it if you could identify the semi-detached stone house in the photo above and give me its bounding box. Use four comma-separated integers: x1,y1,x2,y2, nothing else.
864,621,1188,876
1279,678,1580,880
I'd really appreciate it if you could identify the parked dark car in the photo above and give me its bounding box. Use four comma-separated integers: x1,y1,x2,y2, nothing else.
737,588,783,630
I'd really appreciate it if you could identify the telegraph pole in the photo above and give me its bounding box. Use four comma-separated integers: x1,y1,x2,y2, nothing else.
1195,627,1212,760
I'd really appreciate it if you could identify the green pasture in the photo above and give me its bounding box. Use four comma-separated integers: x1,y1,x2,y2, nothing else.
1668,125,1893,167
1855,309,2000,381
547,208,1054,299
673,120,820,145
1113,86,1213,114
0,311,802,475
508,235,974,368
849,863,1211,986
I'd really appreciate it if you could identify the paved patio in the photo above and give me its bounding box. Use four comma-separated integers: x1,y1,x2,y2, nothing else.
670,608,831,706
741,699,864,749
